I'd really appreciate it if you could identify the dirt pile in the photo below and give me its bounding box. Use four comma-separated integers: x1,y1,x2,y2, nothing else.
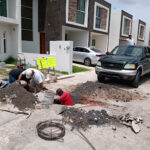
70,81,141,104
0,83,37,110
62,108,118,130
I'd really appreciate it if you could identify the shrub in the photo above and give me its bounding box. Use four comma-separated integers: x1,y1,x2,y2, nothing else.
5,57,18,65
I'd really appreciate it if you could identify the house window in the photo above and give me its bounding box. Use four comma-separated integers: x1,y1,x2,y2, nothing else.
138,24,145,40
95,6,101,29
0,0,7,17
21,0,33,41
122,16,131,36
76,0,85,24
92,39,96,46
3,32,6,53
94,2,109,32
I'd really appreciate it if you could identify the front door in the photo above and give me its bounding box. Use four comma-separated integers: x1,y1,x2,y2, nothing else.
40,32,46,54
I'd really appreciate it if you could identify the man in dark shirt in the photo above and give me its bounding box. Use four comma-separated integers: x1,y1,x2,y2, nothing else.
8,68,30,84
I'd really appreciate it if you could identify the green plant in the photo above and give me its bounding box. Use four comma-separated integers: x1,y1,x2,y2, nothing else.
5,57,18,65
72,65,91,73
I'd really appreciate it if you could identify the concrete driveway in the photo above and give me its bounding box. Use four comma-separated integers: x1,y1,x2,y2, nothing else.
0,70,150,150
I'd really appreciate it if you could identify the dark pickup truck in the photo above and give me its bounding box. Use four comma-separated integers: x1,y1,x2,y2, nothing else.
95,45,150,88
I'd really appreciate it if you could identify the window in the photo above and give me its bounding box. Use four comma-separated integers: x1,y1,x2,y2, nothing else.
76,0,85,24
138,24,145,40
95,6,101,29
3,32,6,53
122,17,131,36
92,39,96,46
83,48,89,53
0,0,7,17
94,2,109,32
21,0,33,41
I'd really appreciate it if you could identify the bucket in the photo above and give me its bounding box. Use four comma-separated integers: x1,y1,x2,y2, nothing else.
43,90,55,105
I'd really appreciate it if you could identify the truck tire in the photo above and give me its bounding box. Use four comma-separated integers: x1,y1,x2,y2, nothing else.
131,70,141,88
97,73,105,82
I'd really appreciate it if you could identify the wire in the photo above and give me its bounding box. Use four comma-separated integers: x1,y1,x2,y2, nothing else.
36,120,65,140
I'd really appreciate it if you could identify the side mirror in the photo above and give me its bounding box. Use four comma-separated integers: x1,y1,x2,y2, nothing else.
106,52,109,55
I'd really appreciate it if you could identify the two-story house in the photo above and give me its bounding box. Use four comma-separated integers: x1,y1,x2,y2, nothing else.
132,19,146,45
37,0,111,54
0,0,21,61
108,10,133,51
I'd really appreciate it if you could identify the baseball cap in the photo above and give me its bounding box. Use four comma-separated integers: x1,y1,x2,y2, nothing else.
26,69,32,79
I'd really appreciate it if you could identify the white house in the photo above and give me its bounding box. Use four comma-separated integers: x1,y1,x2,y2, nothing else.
108,10,133,51
145,24,150,46
0,0,21,61
132,19,146,45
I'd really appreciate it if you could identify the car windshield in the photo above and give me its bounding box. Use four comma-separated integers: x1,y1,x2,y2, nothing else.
91,48,102,53
110,46,143,57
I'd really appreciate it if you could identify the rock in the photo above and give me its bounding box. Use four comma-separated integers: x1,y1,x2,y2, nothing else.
132,121,141,133
112,126,116,131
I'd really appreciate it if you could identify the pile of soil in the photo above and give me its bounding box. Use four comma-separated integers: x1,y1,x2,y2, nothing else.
0,83,37,110
62,108,118,130
70,81,141,104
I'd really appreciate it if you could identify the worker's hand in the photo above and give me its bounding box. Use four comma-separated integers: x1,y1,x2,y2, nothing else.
40,90,44,93
16,80,19,83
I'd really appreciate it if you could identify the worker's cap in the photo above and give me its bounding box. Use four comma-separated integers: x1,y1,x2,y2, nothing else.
26,69,33,79
56,88,63,96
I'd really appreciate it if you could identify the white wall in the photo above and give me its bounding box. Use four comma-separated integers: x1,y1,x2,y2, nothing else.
7,0,16,19
91,34,108,53
132,20,139,45
50,41,73,74
145,24,150,46
0,24,18,61
23,41,73,74
22,0,40,53
67,31,89,47
108,11,122,51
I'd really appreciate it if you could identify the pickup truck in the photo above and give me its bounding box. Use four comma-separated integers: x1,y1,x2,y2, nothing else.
95,45,150,88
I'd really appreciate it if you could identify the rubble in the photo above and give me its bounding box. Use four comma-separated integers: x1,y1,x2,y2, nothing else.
62,108,119,130
119,113,143,134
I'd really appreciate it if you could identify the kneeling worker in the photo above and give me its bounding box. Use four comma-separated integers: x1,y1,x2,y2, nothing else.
55,88,74,106
17,68,45,93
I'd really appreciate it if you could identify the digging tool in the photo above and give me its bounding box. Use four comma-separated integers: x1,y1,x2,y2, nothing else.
0,108,29,115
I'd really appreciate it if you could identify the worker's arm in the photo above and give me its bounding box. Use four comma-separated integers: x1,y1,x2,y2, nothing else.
16,73,23,82
55,96,61,101
39,83,44,92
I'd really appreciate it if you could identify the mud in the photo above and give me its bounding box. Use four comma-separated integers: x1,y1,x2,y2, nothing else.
0,83,37,110
70,81,142,104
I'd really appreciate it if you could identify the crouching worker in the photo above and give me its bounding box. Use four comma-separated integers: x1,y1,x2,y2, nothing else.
17,68,45,93
54,88,74,106
8,67,29,84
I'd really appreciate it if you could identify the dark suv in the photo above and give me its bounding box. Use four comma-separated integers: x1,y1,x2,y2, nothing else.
95,45,150,87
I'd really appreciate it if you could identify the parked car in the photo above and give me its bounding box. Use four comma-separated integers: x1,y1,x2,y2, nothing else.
95,45,150,88
73,47,105,66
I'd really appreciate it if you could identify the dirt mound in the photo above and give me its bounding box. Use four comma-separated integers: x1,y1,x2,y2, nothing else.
70,81,141,104
0,83,37,110
62,108,118,130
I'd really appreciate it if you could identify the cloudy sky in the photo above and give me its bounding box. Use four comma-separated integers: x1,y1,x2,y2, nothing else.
107,0,150,24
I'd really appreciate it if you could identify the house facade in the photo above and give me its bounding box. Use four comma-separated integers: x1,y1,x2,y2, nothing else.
144,24,150,46
38,0,111,54
0,0,21,61
132,19,146,45
108,10,133,51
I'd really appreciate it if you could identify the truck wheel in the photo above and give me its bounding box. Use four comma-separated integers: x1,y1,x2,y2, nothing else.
132,70,141,88
98,73,105,82
84,58,91,66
